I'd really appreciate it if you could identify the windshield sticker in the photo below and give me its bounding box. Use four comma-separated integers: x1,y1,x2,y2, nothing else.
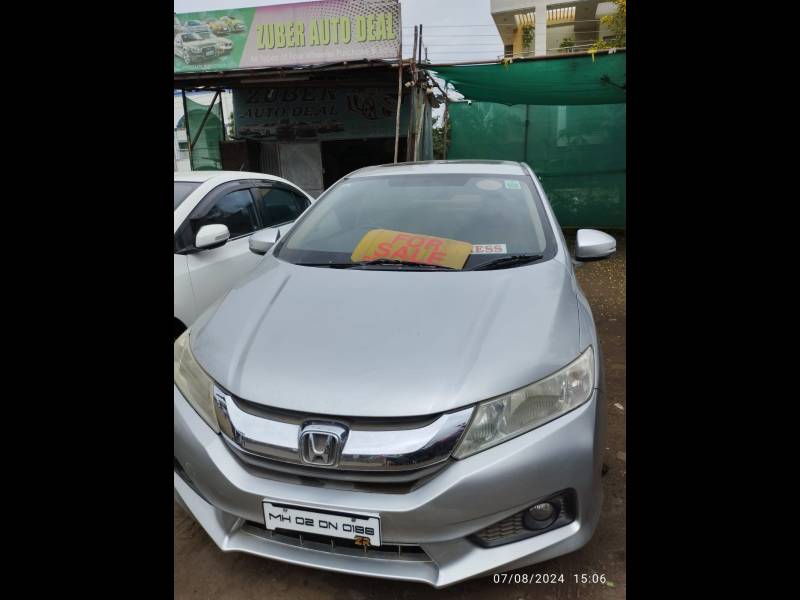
504,179,521,189
351,229,473,270
472,244,508,255
476,179,503,191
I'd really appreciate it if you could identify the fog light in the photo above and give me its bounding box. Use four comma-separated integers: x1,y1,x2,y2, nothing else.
528,502,555,521
523,499,559,530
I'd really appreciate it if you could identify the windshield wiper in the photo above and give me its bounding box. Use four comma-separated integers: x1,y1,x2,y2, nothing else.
297,259,455,270
467,254,544,271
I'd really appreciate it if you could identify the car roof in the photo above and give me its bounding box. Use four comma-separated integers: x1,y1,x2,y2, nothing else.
347,160,529,178
174,171,286,184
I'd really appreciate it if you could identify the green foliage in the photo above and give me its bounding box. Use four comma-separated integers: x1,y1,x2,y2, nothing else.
521,25,533,52
590,0,626,52
432,114,451,160
560,37,575,49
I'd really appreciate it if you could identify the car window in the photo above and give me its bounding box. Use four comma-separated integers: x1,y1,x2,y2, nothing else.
190,189,259,240
253,187,310,228
174,181,200,210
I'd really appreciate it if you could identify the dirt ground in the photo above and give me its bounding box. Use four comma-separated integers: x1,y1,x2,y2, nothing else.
174,232,626,599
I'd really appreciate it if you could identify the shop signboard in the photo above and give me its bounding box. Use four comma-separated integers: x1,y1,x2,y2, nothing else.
174,0,401,73
233,85,408,141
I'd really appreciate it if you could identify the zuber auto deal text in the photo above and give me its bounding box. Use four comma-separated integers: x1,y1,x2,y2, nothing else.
174,0,402,73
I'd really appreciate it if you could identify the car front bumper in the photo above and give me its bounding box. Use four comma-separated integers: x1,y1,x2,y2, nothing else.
174,384,604,588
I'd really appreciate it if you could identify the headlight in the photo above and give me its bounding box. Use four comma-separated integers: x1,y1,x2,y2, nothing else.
174,330,219,432
453,347,594,459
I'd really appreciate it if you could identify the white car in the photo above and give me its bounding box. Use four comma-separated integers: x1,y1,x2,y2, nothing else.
196,30,233,55
174,32,217,64
174,171,315,339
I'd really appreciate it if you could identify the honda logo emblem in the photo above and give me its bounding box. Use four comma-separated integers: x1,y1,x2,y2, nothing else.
299,423,347,467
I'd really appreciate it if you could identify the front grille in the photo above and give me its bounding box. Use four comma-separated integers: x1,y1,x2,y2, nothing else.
242,521,431,562
213,385,472,490
224,437,448,493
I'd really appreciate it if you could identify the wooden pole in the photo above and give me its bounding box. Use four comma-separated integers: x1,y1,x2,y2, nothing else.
406,26,419,162
442,84,449,160
393,41,403,162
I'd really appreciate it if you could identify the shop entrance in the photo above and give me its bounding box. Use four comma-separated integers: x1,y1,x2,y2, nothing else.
321,137,407,188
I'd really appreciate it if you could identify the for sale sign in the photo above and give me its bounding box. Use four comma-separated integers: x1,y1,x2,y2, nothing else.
351,229,473,270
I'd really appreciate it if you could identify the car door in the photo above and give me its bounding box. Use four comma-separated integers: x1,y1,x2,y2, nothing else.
181,182,264,322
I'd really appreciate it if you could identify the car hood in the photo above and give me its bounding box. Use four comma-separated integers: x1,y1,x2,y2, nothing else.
191,256,580,417
184,39,216,48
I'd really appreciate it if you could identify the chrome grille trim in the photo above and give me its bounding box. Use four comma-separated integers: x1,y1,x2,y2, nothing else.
213,385,473,472
224,436,451,486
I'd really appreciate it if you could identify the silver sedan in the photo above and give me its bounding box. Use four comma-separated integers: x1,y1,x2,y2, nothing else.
174,160,616,587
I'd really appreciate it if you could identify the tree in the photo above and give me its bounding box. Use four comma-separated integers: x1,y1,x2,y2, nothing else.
590,0,626,52
432,114,450,160
521,25,534,56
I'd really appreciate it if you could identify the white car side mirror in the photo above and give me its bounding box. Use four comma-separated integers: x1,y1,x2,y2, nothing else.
575,229,616,262
249,228,281,255
195,224,230,250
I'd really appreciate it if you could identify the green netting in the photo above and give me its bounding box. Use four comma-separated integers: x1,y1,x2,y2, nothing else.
447,101,625,228
432,53,626,106
185,96,224,170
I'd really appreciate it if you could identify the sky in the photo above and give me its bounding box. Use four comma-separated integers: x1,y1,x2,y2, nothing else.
173,0,504,64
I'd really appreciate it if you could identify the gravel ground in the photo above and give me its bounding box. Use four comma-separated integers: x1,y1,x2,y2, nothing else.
174,231,626,599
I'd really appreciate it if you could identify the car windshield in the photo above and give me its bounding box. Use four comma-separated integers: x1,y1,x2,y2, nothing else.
196,32,211,39
182,33,201,41
275,172,552,270
174,181,200,210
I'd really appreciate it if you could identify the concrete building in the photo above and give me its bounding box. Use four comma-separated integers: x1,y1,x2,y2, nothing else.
491,1,619,58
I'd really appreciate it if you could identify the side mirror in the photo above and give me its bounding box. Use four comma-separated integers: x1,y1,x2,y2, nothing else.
249,227,281,255
195,224,230,250
575,229,616,262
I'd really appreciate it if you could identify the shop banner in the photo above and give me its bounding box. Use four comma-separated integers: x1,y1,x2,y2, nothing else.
233,85,408,141
174,0,401,74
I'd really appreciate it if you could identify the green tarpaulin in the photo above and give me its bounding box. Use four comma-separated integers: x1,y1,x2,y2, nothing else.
185,96,225,171
433,52,625,228
432,52,625,106
447,102,625,228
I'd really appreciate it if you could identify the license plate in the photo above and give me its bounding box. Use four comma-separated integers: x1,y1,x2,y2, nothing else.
263,501,381,546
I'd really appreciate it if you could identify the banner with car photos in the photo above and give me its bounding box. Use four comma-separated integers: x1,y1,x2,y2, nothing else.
174,0,401,73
